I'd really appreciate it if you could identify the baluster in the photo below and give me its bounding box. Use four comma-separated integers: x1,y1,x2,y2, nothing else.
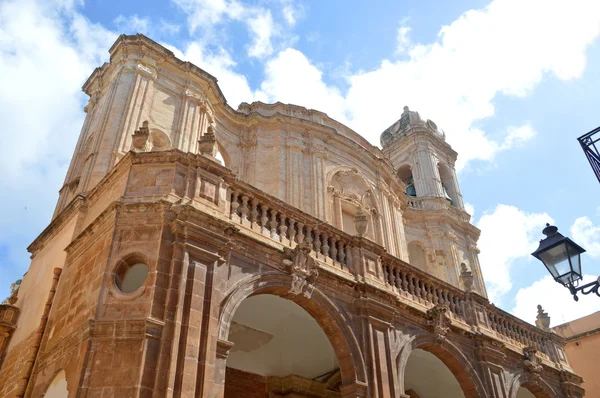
337,241,345,263
250,199,259,225
413,276,421,298
230,190,240,219
313,229,321,254
425,282,433,302
389,266,397,286
395,268,402,290
419,281,427,300
269,209,278,239
401,271,409,292
346,245,353,271
278,214,288,242
241,195,249,222
260,204,269,234
320,233,329,256
288,219,296,245
296,222,305,244
408,274,416,296
330,236,337,262
304,225,313,246
448,293,456,313
383,264,390,285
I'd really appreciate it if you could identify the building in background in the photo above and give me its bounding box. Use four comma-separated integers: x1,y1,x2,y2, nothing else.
553,311,600,397
0,34,584,397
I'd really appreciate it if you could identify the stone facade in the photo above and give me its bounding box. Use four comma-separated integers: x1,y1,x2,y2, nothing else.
0,34,584,397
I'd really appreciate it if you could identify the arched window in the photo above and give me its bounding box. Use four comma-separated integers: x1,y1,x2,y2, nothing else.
44,369,68,398
397,164,416,197
437,163,459,206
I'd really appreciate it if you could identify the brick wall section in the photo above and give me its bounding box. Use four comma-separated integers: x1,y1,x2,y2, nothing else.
224,367,268,398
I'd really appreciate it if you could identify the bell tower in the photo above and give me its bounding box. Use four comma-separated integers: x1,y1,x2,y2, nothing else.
381,106,486,296
381,106,464,207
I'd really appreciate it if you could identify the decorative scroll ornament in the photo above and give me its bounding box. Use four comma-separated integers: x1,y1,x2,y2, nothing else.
427,304,452,341
523,346,543,374
283,243,319,298
2,279,21,305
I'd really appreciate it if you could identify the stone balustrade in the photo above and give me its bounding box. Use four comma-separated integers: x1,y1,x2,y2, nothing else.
117,151,566,368
221,169,557,361
228,185,356,271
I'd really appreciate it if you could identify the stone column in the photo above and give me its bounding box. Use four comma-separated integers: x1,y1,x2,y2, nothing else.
474,336,509,398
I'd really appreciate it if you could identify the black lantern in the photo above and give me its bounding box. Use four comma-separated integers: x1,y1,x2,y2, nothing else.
532,223,599,301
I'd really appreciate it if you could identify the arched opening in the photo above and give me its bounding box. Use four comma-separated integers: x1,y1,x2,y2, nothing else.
398,335,486,398
44,369,68,398
398,164,416,197
408,241,427,271
224,294,342,397
215,140,232,168
516,387,537,398
404,348,465,397
437,163,459,206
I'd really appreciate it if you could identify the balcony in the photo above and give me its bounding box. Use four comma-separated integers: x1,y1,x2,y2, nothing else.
58,149,571,373
579,126,600,184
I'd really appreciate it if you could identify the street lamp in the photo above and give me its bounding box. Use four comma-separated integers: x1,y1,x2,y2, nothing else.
532,223,600,301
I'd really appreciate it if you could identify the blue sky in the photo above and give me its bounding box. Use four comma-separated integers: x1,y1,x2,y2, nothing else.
1,0,600,325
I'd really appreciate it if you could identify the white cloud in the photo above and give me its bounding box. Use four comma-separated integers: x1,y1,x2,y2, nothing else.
513,275,600,326
248,0,600,170
164,41,262,108
571,216,600,258
173,0,290,59
0,0,116,294
500,123,537,150
247,10,276,58
114,14,150,34
160,20,181,35
257,48,347,120
395,20,411,55
281,0,303,26
476,205,551,303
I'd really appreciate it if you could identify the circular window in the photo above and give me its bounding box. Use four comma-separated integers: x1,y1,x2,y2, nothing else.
115,261,149,293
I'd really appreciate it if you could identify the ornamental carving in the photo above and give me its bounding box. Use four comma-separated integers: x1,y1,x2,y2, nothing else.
2,279,21,305
523,346,543,374
427,304,452,340
283,243,319,298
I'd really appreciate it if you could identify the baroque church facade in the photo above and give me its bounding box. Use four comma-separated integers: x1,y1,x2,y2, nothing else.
0,34,584,397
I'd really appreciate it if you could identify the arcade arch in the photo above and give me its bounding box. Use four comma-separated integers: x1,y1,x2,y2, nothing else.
43,369,68,398
218,274,367,398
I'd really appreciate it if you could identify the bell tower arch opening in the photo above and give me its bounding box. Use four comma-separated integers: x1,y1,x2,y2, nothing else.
398,164,416,197
438,162,460,208
224,294,342,397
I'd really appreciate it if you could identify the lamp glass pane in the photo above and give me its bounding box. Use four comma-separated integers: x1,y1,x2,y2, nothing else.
566,241,582,276
538,243,571,280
